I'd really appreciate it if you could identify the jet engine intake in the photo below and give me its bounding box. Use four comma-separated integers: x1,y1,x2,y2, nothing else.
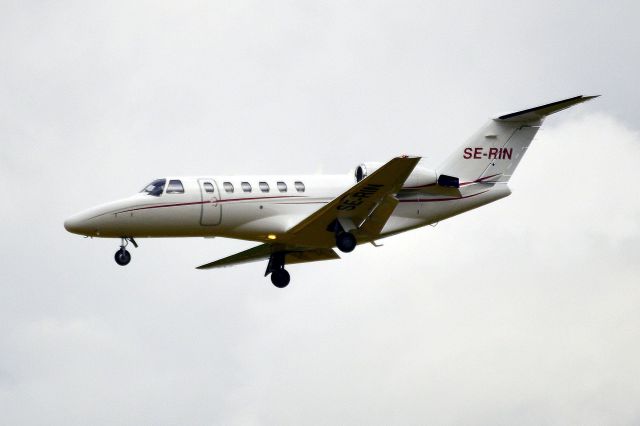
354,162,384,182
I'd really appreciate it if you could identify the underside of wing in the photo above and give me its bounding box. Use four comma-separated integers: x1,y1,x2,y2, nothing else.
285,248,340,265
284,155,421,247
196,243,340,270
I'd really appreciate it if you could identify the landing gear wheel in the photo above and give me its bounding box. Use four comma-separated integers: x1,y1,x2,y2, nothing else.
336,231,357,253
271,269,290,288
114,249,131,266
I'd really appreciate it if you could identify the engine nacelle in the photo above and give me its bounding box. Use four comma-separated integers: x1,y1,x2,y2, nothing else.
354,162,383,182
354,162,439,189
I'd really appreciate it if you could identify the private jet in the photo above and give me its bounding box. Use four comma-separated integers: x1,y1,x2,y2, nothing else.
64,95,597,287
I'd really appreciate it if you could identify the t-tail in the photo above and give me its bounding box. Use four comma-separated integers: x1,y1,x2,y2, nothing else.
438,95,599,185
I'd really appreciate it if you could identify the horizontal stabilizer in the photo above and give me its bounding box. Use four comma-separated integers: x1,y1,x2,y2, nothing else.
497,95,599,122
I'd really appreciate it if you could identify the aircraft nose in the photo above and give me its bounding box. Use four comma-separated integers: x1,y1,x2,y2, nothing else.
64,199,128,237
64,213,90,235
64,216,80,234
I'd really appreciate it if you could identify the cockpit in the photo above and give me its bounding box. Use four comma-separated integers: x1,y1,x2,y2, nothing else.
140,179,166,196
140,178,185,196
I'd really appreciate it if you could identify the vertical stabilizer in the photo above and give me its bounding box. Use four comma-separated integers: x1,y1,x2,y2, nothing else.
438,95,598,183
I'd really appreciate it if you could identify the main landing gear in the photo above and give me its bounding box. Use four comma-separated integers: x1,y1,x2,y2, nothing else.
265,252,290,288
336,231,357,253
330,219,358,253
114,237,137,266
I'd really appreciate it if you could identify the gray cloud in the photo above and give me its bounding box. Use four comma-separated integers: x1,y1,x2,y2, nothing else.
1,1,639,425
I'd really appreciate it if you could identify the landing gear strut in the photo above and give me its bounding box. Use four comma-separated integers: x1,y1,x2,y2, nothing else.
265,252,290,288
114,237,137,266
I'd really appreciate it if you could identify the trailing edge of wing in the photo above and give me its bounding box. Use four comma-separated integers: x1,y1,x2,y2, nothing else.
285,248,340,265
196,244,340,270
497,95,599,122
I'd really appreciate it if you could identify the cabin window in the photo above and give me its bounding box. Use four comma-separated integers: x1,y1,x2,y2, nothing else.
223,182,234,193
241,182,252,192
203,182,215,193
140,179,166,197
294,181,305,192
166,180,185,194
259,182,270,192
277,181,287,192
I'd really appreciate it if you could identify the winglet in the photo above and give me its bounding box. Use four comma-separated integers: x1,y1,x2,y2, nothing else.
496,95,600,122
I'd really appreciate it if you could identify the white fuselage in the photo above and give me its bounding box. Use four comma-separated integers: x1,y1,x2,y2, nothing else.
64,174,511,248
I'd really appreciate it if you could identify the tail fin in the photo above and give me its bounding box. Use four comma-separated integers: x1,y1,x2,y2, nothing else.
438,95,598,184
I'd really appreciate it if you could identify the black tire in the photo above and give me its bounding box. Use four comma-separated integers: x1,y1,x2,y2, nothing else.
336,232,357,253
114,249,132,266
271,269,290,288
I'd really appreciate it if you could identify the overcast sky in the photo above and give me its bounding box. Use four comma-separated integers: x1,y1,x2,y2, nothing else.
1,1,640,425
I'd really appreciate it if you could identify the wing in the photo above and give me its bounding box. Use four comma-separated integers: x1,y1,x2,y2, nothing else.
285,155,421,246
196,243,340,270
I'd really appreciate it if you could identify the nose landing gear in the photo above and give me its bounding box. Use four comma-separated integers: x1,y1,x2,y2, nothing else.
114,237,137,266
114,248,131,266
265,252,290,288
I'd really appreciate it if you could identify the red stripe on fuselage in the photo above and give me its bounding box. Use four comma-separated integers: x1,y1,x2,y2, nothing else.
398,190,490,203
115,188,493,215
402,183,438,189
459,174,501,187
401,174,501,191
116,195,306,214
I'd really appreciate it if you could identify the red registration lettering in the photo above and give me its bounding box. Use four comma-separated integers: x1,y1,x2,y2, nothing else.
474,148,483,159
463,148,473,159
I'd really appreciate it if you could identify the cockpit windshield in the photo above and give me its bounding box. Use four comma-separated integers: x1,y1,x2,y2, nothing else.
140,179,166,196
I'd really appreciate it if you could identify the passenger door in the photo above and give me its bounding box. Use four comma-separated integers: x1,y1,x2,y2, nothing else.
198,179,222,225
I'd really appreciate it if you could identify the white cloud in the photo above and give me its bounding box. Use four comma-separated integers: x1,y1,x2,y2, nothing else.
1,1,640,425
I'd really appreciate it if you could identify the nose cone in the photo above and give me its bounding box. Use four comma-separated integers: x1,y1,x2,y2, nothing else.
64,213,92,235
65,198,133,237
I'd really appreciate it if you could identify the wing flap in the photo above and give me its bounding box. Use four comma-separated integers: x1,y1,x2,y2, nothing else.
286,248,340,265
358,195,399,237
